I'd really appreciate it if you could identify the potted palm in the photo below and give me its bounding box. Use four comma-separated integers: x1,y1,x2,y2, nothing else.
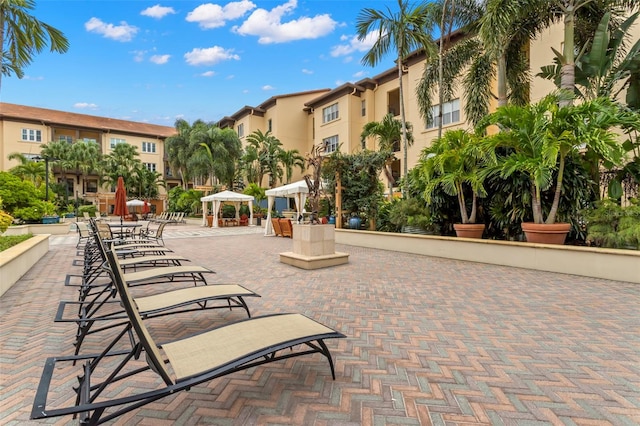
420,129,488,238
481,92,625,244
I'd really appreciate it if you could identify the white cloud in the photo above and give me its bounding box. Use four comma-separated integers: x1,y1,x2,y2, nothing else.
262,85,275,90
184,46,240,66
85,17,138,42
330,31,377,57
233,0,336,44
353,70,366,78
74,102,98,109
301,68,313,75
150,54,171,64
141,5,176,19
132,50,146,62
186,0,256,29
201,71,216,77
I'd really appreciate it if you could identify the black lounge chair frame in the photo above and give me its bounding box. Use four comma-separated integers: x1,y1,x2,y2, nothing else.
31,248,345,425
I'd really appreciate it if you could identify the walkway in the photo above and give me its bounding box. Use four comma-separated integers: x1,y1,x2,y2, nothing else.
1,223,639,425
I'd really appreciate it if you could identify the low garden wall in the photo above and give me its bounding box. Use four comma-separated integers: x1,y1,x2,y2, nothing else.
0,234,50,297
3,223,71,236
335,229,640,284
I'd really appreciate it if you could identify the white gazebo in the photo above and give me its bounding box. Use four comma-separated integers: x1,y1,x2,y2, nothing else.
200,190,254,227
264,180,310,236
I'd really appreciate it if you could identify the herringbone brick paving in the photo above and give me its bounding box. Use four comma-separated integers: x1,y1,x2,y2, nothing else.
1,224,639,425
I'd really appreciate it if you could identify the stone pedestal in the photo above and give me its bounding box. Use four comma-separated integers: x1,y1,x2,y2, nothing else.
279,224,349,270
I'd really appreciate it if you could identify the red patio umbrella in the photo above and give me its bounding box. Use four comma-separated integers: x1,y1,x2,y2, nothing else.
142,199,150,217
114,176,129,225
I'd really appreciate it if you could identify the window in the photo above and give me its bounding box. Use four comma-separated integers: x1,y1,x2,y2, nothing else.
144,162,157,172
361,100,366,117
21,128,42,142
86,180,98,193
81,137,97,144
322,103,339,123
426,99,461,129
110,138,126,149
237,123,244,137
142,141,156,153
58,135,73,144
323,135,339,153
268,119,272,132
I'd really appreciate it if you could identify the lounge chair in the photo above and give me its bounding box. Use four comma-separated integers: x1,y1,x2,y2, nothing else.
143,222,167,246
280,218,293,238
83,212,92,221
59,231,259,355
271,217,283,236
76,221,92,248
31,247,345,425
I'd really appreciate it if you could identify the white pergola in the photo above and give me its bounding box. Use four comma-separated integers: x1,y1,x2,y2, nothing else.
200,190,254,227
264,180,309,236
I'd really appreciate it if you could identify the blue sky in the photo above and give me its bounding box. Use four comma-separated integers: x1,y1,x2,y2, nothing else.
2,0,400,127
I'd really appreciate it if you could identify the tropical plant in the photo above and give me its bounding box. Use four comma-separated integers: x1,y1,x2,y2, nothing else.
67,141,101,185
361,113,414,199
189,124,242,189
480,92,625,225
0,171,40,213
245,129,284,187
243,183,266,204
165,119,200,190
100,143,142,190
482,0,640,107
0,0,69,90
388,197,438,232
357,0,436,197
538,11,640,103
279,149,305,184
324,149,390,229
584,198,640,248
7,152,45,186
420,129,488,224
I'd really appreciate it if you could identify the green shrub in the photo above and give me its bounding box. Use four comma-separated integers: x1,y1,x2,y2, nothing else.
78,204,97,215
584,198,640,249
0,211,13,233
0,234,32,252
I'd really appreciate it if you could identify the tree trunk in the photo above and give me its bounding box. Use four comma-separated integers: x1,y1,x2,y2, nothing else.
437,0,448,140
398,52,409,198
559,2,575,107
497,54,508,107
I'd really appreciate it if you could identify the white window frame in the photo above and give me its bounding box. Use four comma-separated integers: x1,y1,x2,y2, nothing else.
142,141,156,153
58,135,73,144
21,128,42,142
110,138,126,149
322,103,339,123
426,98,461,129
323,135,339,153
144,162,157,172
237,123,244,138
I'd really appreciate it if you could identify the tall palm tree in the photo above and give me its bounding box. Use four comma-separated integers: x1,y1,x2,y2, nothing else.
190,124,242,189
279,148,305,184
68,141,101,185
165,119,201,190
0,0,69,91
357,0,436,197
361,113,414,199
101,142,141,190
245,129,283,187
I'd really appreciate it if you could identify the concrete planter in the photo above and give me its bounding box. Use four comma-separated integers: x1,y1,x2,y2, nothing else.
0,234,49,297
335,229,640,284
280,224,349,269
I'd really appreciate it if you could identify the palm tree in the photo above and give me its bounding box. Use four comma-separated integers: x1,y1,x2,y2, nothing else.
68,141,101,185
7,152,45,186
357,0,436,197
101,142,141,190
0,0,69,91
361,113,414,199
190,124,242,189
245,129,283,187
279,149,305,184
165,119,201,190
481,0,640,107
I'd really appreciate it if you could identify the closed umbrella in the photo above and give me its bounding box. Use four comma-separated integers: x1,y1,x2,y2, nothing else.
114,176,129,225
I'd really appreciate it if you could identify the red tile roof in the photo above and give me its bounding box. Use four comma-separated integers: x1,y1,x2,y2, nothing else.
0,103,176,138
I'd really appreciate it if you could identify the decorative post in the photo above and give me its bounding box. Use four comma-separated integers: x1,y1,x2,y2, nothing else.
336,171,342,229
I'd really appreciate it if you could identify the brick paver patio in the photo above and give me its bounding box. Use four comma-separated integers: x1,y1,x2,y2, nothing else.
1,223,639,425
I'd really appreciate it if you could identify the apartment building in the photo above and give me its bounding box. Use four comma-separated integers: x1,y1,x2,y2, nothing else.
0,103,176,213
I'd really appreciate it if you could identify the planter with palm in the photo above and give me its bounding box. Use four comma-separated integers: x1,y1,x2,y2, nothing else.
480,92,626,244
420,129,488,238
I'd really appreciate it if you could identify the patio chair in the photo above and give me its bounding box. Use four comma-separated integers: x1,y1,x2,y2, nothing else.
76,222,92,248
280,218,293,238
32,247,345,425
239,214,249,226
271,217,283,236
144,222,167,246
83,212,92,221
